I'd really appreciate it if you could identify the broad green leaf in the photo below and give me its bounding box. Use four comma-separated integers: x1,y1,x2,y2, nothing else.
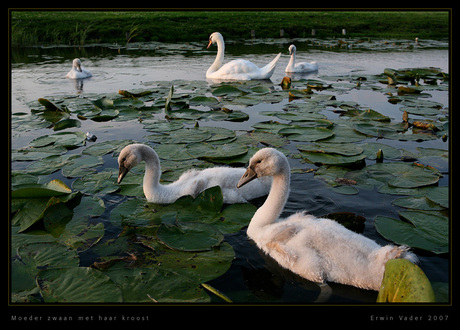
374,210,448,254
104,264,209,303
38,267,122,303
377,259,435,302
157,221,224,252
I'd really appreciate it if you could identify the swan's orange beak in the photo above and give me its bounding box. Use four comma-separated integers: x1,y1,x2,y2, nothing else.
237,167,257,188
207,39,213,49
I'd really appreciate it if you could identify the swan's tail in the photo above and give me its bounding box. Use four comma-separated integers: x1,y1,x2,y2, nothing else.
259,52,282,79
388,245,419,264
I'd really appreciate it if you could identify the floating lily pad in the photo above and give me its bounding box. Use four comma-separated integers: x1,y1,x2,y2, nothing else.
377,259,435,302
212,85,245,97
374,210,448,254
157,221,224,252
104,264,209,303
186,142,248,161
278,126,334,142
38,267,122,303
12,242,79,293
367,162,441,189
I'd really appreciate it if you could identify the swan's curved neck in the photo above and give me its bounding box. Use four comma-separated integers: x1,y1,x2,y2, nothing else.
138,145,162,193
288,50,296,68
207,37,225,75
247,160,290,238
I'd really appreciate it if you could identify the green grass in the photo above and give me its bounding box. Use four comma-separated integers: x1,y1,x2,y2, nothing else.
10,10,449,46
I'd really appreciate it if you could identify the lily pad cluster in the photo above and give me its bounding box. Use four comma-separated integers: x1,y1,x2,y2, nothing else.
11,66,448,303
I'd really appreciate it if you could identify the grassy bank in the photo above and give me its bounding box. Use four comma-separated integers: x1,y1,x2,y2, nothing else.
10,10,449,46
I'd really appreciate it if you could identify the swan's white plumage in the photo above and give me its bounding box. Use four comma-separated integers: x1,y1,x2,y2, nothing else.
206,32,281,80
285,44,318,73
117,144,271,204
237,148,417,291
66,58,92,79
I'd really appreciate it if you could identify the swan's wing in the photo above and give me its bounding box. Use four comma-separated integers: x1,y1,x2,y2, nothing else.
218,59,260,74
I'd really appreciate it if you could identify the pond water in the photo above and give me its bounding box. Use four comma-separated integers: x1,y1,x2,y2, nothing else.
11,39,449,303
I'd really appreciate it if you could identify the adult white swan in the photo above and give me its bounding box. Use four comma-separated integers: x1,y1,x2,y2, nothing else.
285,44,318,73
66,58,92,79
237,148,417,291
206,32,281,80
117,144,271,204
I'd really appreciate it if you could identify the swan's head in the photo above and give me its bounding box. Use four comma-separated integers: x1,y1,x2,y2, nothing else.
117,144,144,184
72,58,82,72
207,32,223,49
288,44,296,55
237,148,288,188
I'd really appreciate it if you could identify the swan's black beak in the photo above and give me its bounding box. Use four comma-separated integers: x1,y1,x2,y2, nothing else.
117,165,129,184
76,62,82,72
237,167,257,188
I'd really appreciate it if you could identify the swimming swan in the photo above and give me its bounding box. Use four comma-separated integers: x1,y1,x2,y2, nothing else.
206,32,281,80
118,144,271,204
285,45,318,73
66,58,92,79
237,148,417,291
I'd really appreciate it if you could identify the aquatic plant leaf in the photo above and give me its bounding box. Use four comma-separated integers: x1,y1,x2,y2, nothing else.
53,118,81,131
392,196,445,211
82,139,134,156
367,162,441,189
140,241,234,283
157,221,224,252
297,143,363,156
30,131,87,149
189,95,219,106
341,109,391,122
104,264,209,303
212,85,245,97
91,109,119,122
374,210,448,254
186,142,248,161
377,259,435,302
360,142,401,160
12,179,72,198
38,267,123,302
425,186,448,208
12,242,79,293
300,150,366,167
278,126,334,142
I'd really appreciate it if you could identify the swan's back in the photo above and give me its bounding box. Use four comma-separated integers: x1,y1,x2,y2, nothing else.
169,166,271,204
255,213,416,290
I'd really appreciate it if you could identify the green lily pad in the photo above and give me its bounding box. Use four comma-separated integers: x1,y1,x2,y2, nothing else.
53,118,81,131
29,131,87,149
189,95,219,106
367,162,441,189
341,109,391,122
38,267,123,303
374,210,448,254
426,186,448,208
297,143,363,156
12,242,79,293
104,264,209,303
186,142,248,161
157,221,224,252
212,85,245,97
140,241,235,283
377,259,435,302
392,196,446,211
12,180,82,233
278,126,334,142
